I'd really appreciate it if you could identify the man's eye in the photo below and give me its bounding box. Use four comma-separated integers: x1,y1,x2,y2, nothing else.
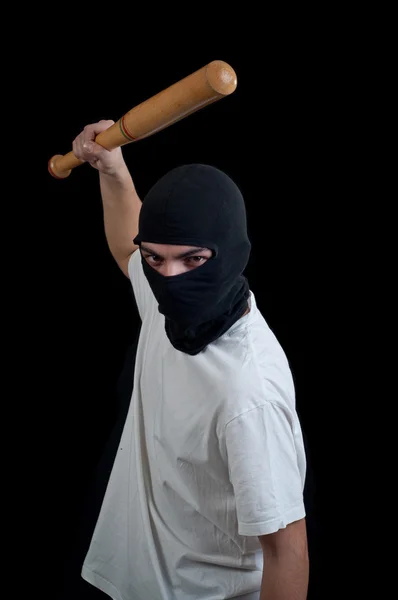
146,255,162,263
186,256,206,264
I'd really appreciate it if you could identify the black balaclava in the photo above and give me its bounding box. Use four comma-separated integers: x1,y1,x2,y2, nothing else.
133,164,251,355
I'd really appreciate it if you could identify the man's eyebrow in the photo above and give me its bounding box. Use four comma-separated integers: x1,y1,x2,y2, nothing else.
140,245,208,259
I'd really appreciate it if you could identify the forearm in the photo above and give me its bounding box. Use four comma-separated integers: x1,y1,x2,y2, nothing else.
100,165,142,263
260,551,309,600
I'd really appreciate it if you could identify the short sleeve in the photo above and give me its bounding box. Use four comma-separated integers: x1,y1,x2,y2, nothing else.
225,402,306,537
128,250,155,322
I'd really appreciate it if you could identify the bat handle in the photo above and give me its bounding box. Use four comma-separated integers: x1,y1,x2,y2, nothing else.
48,153,82,179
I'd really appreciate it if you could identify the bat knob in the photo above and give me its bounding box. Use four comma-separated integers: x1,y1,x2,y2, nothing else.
206,60,238,96
48,154,72,179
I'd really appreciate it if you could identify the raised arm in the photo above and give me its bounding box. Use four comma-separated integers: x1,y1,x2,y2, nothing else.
73,120,141,277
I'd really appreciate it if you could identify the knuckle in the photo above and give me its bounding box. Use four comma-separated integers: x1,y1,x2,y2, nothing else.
100,119,114,125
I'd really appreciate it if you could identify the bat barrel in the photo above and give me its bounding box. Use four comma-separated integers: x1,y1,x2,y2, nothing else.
119,59,237,143
48,60,237,179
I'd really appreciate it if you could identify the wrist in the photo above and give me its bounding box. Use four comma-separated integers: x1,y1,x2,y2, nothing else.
100,162,133,187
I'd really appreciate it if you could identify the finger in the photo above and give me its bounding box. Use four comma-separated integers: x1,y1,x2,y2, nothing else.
82,139,111,160
83,119,115,141
83,121,115,155
73,119,114,160
72,136,85,161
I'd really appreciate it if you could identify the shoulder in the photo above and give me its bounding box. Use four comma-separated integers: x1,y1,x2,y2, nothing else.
127,247,140,277
211,297,296,427
127,249,156,321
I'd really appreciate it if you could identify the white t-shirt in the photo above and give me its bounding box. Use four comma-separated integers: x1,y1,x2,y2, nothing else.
81,250,306,600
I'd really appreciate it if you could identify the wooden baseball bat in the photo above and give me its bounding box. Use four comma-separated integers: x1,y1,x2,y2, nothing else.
48,60,237,179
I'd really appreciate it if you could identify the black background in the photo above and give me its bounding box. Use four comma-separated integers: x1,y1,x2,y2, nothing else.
39,46,338,599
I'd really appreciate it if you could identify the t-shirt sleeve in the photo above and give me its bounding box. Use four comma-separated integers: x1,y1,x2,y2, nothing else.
127,249,155,322
225,402,306,537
